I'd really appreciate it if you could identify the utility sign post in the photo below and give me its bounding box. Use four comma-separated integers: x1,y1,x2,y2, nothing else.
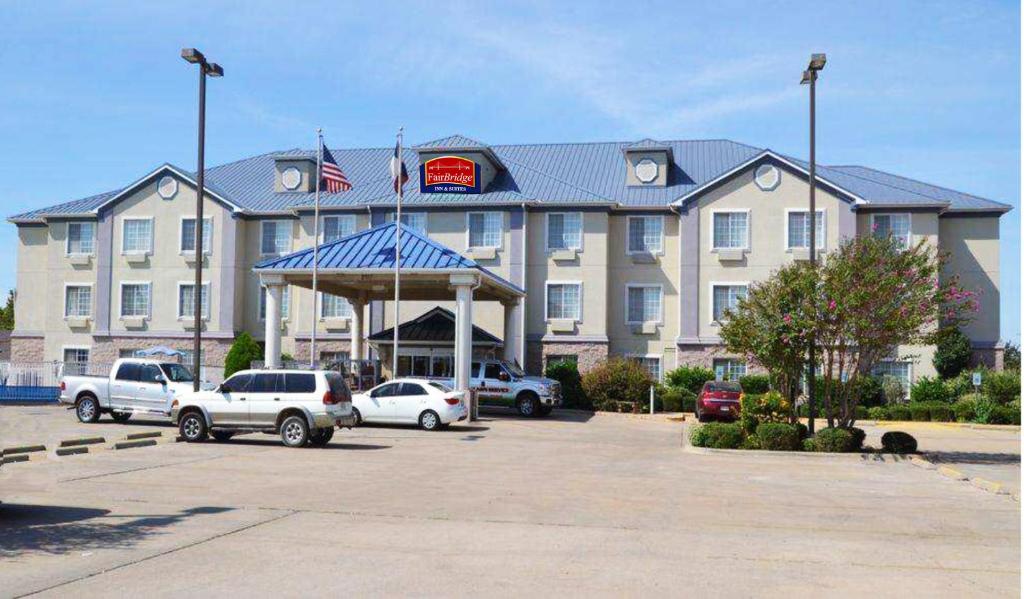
973,371,983,392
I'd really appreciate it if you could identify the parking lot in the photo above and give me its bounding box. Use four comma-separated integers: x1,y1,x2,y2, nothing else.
1,406,1020,598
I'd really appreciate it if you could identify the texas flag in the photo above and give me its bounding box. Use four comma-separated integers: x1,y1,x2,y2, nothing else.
390,140,409,194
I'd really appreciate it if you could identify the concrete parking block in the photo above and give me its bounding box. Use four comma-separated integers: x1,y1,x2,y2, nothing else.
112,439,158,450
2,444,46,455
124,431,163,441
59,437,106,448
55,446,90,457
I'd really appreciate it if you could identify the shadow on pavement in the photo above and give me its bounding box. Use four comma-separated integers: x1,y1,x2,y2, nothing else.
215,437,392,450
926,451,1022,465
0,504,232,557
477,408,595,423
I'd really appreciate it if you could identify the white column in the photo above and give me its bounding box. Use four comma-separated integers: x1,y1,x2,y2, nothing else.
261,274,285,369
451,273,476,419
350,298,364,375
502,299,518,363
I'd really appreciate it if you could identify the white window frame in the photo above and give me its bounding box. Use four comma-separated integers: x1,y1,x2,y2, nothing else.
545,212,584,252
544,281,583,322
63,283,93,319
466,212,504,250
872,359,913,396
624,283,664,325
120,217,154,255
321,214,357,243
626,215,665,255
260,220,293,257
319,292,353,319
783,208,826,251
176,281,211,320
65,221,96,256
62,345,91,365
627,354,663,382
118,281,152,319
178,216,213,255
713,358,747,381
386,211,427,234
709,209,751,251
259,286,291,321
709,281,749,325
870,213,913,249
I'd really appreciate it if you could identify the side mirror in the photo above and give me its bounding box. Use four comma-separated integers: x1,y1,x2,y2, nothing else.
156,375,167,385
217,383,228,393
498,371,510,382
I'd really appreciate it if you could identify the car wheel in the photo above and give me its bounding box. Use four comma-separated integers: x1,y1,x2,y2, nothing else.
179,411,208,442
516,393,538,418
280,415,310,447
211,430,234,442
351,408,362,426
110,411,132,424
419,410,441,431
310,427,335,447
75,395,100,423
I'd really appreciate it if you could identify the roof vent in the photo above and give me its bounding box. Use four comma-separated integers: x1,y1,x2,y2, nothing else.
754,164,780,191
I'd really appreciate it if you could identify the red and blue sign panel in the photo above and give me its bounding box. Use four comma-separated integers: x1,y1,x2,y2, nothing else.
419,155,481,194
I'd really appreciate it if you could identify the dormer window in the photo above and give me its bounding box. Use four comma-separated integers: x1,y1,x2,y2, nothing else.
622,139,673,187
634,159,659,184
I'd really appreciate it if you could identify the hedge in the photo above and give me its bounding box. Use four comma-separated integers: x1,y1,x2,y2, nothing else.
689,422,744,449
808,428,854,453
755,422,802,451
738,374,771,394
659,386,696,413
665,365,715,394
909,376,952,404
545,360,589,410
581,358,653,412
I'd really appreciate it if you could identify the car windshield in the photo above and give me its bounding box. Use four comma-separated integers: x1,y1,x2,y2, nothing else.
503,362,526,378
708,381,742,393
160,363,194,382
428,381,452,392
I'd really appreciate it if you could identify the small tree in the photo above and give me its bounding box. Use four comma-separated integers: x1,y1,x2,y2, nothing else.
933,328,973,379
581,358,653,412
224,332,263,377
1004,341,1020,372
0,290,14,331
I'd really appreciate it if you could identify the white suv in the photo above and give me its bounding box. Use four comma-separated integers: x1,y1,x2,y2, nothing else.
171,369,356,448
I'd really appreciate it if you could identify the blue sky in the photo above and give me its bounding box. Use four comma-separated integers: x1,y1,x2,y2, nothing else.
1,0,1019,342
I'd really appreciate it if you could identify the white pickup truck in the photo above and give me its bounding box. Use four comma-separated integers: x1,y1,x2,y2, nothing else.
59,358,213,423
435,359,561,417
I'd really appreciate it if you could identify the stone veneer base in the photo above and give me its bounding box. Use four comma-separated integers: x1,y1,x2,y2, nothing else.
526,341,609,374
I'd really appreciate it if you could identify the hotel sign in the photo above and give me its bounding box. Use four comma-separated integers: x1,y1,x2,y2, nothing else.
419,155,481,194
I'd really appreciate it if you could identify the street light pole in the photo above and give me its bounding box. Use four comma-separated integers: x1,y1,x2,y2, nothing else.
181,48,223,391
801,53,825,433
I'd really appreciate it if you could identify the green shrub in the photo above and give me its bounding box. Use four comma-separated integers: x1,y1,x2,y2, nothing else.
739,390,790,435
945,369,984,399
738,374,771,394
855,405,868,420
910,376,952,404
224,332,263,378
852,376,885,408
545,360,589,410
756,422,802,451
659,386,696,413
909,403,931,421
794,421,808,440
927,403,954,422
809,428,854,453
689,422,743,449
880,375,905,405
889,404,912,421
881,431,918,453
802,437,816,451
846,427,866,451
952,397,977,422
933,328,973,379
740,436,762,450
973,394,998,424
581,358,653,412
665,365,715,394
982,370,1021,405
867,406,888,420
990,405,1021,425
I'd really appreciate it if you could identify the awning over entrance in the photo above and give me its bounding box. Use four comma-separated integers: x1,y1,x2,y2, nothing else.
252,222,525,402
369,307,502,347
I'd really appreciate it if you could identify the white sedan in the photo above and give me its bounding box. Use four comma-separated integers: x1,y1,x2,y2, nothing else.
351,378,467,430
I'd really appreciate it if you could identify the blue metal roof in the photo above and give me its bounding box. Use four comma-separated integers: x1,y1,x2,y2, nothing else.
253,222,525,294
10,134,1011,222
367,307,502,345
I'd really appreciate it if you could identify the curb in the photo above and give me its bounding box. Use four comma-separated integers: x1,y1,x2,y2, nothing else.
55,446,90,457
1,454,30,465
937,465,968,481
112,439,158,450
59,436,106,448
125,431,163,441
682,443,890,460
2,444,46,455
910,452,1019,502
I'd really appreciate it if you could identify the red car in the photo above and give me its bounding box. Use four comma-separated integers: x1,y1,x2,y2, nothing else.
695,380,743,422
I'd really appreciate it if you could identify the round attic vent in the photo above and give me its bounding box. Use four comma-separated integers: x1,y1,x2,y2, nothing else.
754,165,780,191
157,176,178,199
281,167,302,191
634,158,659,184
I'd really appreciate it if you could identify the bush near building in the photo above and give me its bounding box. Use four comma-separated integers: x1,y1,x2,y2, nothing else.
738,374,771,394
664,365,715,394
224,332,263,378
544,360,589,410
658,385,696,413
689,422,744,449
807,428,855,453
933,327,974,379
982,370,1021,405
910,376,953,404
581,358,653,412
739,391,790,435
755,422,802,451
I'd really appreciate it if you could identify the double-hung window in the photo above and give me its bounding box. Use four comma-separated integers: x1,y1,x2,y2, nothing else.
177,283,210,319
64,285,92,318
63,348,90,375
67,222,95,255
712,211,749,250
712,284,747,322
547,213,582,251
546,282,581,321
627,216,663,254
872,360,911,395
872,214,912,249
122,219,153,254
786,210,825,250
320,293,353,319
468,212,502,249
631,356,662,382
180,218,213,254
260,221,292,256
259,287,290,320
323,215,356,243
713,358,746,382
120,283,151,318
387,212,426,234
626,285,662,324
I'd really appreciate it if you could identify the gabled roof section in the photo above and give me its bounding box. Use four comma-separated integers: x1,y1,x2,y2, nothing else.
823,165,1012,213
414,134,490,150
622,138,674,161
367,306,502,345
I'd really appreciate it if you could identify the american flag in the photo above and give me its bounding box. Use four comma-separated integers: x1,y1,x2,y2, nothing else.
320,146,352,193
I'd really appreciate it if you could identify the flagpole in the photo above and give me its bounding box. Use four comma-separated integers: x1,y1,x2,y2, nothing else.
392,127,403,378
311,129,322,369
